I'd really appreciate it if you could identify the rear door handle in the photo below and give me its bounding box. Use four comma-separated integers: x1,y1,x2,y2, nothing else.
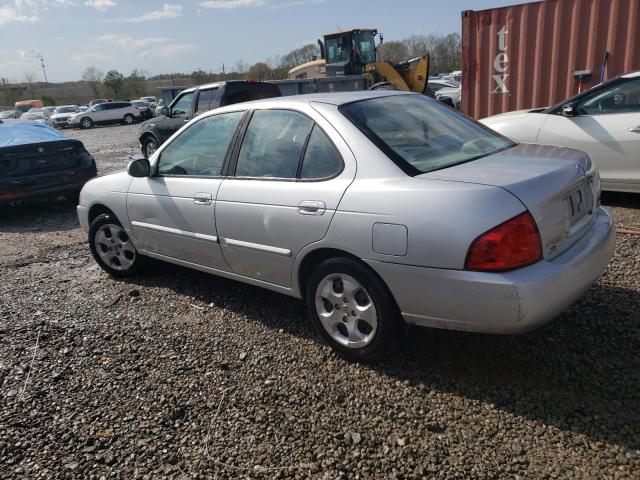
193,193,212,205
629,125,640,133
298,200,326,215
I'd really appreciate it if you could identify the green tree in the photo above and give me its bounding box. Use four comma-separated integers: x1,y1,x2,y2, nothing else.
40,94,56,106
103,70,125,98
245,62,271,81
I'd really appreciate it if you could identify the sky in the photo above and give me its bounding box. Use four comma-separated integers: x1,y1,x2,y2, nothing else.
0,0,537,82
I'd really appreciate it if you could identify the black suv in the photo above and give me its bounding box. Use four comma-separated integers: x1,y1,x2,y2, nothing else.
138,80,281,158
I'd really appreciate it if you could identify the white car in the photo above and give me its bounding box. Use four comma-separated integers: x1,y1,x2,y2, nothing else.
49,105,79,128
69,101,141,129
481,71,640,193
428,81,461,109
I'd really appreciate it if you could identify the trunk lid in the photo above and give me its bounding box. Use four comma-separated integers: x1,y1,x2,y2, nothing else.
419,144,600,259
0,139,85,177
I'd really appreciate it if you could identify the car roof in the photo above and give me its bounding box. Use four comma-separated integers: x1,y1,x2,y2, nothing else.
249,90,412,107
622,70,640,79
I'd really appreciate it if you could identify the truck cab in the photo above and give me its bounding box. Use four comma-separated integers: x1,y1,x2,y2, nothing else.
138,80,281,158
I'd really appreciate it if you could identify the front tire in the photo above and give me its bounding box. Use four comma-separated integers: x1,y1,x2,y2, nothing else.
89,214,147,278
123,114,135,125
306,257,406,361
142,136,159,158
80,117,93,129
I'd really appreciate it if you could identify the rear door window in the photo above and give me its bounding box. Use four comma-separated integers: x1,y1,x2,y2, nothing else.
221,83,281,107
235,110,313,178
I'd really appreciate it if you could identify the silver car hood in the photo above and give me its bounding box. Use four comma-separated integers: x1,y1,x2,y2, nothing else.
420,144,600,259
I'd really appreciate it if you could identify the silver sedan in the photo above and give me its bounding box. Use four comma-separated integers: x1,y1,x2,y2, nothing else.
77,92,615,361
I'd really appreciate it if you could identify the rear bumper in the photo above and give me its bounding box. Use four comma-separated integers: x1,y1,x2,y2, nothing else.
0,165,97,206
366,208,615,334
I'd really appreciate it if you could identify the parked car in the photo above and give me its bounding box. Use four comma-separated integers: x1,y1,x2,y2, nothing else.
0,110,22,120
139,96,157,109
68,101,141,129
0,123,96,206
130,100,153,120
428,80,461,109
481,71,640,193
78,91,614,360
138,80,281,157
154,99,164,117
43,106,55,118
49,105,79,128
88,98,112,107
19,111,48,125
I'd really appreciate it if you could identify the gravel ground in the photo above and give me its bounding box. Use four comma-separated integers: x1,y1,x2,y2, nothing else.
1,125,639,479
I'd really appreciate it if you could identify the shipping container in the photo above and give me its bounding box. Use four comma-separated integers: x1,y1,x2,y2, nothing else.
461,0,640,119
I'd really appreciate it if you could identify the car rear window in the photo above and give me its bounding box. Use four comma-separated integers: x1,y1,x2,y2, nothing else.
340,94,515,175
221,82,281,107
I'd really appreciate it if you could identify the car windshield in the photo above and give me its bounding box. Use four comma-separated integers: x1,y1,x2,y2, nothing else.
23,113,43,119
0,111,15,119
54,107,76,113
340,94,515,175
132,102,147,107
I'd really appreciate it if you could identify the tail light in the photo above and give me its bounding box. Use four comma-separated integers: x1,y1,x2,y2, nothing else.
465,211,542,272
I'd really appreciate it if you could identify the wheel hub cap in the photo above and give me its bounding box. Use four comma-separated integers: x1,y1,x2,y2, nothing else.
315,273,377,349
94,224,136,271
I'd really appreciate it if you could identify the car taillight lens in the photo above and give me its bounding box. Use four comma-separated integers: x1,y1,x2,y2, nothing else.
465,211,542,272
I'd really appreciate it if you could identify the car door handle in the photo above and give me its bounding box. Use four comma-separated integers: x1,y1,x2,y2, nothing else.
193,193,212,205
629,125,640,133
298,200,326,215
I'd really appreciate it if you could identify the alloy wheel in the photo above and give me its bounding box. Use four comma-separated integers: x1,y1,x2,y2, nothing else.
315,273,378,349
94,223,136,271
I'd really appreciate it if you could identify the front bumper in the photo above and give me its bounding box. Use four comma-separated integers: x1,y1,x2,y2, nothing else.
366,208,615,334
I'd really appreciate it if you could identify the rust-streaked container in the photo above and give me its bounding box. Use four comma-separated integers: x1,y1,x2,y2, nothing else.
461,0,640,119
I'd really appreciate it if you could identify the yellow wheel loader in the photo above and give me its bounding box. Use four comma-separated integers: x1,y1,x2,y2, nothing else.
288,28,430,94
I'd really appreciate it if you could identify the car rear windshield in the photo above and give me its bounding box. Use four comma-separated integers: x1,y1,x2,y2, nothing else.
221,82,281,107
340,94,515,175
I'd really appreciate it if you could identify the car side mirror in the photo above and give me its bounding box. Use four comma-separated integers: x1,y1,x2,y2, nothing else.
161,106,169,116
128,158,151,177
562,103,576,117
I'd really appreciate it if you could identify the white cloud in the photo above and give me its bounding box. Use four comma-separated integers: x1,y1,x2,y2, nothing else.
98,34,194,58
0,50,42,81
199,0,264,9
69,52,112,66
125,3,182,22
54,0,77,6
84,0,115,11
0,5,39,25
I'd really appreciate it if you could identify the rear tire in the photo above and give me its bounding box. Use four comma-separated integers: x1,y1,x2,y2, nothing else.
123,114,135,125
306,257,406,361
89,214,148,278
80,117,93,129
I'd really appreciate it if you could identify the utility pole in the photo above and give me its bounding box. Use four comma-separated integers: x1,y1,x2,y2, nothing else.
32,51,48,83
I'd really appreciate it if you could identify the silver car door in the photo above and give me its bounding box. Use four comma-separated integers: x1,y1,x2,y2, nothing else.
127,110,246,269
216,108,356,287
